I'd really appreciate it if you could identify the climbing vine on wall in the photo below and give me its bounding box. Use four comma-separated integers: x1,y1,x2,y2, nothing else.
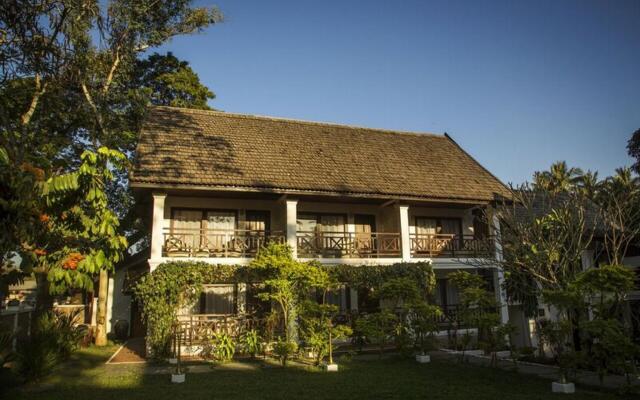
133,251,435,357
133,262,250,357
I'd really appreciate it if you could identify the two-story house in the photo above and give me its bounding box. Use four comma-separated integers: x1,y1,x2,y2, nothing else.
107,106,513,339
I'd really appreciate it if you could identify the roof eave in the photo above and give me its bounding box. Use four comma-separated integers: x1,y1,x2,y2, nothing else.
129,181,499,205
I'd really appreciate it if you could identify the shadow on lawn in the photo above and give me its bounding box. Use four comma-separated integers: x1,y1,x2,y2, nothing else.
7,352,627,400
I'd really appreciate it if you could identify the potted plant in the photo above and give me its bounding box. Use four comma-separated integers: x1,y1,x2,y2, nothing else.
171,344,186,383
411,302,442,363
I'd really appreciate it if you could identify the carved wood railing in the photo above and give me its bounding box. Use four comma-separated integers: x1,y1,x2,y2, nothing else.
176,314,257,346
410,234,494,258
163,228,285,258
296,231,401,258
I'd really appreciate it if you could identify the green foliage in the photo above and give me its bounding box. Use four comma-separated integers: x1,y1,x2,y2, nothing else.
300,301,352,365
133,261,245,357
15,335,58,382
355,310,397,358
410,302,443,354
134,52,215,109
535,319,575,381
1,0,222,300
330,262,435,295
273,339,298,367
39,147,129,294
377,277,422,310
449,271,497,325
583,318,639,385
240,329,262,359
202,332,236,363
0,330,16,391
575,264,635,317
14,310,85,381
249,243,326,342
629,128,640,174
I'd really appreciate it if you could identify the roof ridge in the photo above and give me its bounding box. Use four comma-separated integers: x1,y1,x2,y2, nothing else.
149,105,446,139
444,133,512,194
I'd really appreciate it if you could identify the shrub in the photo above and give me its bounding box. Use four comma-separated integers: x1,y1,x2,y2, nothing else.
15,334,58,382
273,338,297,367
0,330,17,393
14,310,85,382
355,311,397,358
202,332,236,363
240,329,262,359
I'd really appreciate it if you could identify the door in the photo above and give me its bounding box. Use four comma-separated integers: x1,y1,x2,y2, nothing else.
205,211,236,253
245,211,270,252
319,214,346,255
354,214,376,255
129,300,146,338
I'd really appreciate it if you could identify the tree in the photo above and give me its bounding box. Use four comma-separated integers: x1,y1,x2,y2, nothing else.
1,0,222,344
628,128,640,174
593,168,640,266
249,243,323,342
533,161,584,194
490,186,596,316
133,52,215,109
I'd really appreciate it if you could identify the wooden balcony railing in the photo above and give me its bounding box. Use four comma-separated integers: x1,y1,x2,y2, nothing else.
176,314,257,346
410,234,494,258
297,231,401,258
435,304,499,327
163,228,285,258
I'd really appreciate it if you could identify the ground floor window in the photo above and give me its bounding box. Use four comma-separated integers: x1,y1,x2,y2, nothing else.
198,284,237,315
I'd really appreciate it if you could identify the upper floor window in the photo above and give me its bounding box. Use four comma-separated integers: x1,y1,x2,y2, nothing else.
297,213,346,233
415,217,462,237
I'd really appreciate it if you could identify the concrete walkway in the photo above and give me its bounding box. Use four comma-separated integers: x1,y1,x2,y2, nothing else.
436,350,640,391
106,338,146,364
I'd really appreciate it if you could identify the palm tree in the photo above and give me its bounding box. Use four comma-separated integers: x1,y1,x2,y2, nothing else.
533,161,584,193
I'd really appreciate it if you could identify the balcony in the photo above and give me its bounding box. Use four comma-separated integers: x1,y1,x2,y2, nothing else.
410,234,494,258
163,228,285,258
297,231,402,258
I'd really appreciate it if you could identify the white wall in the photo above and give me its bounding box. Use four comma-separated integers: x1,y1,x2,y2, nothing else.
108,267,131,335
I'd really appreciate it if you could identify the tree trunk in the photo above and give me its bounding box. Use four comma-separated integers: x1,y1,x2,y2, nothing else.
34,270,53,316
95,269,109,346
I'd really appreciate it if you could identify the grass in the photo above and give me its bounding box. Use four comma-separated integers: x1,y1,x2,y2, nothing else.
4,346,628,400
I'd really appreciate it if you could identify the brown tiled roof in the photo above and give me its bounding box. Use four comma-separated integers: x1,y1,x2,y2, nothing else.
131,106,512,202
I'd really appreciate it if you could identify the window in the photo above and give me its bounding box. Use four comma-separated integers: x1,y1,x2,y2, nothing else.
415,217,462,237
205,211,236,231
173,209,203,231
199,284,236,315
245,211,270,232
297,213,346,233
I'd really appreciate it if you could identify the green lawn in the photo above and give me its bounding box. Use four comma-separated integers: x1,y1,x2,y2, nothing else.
5,345,626,400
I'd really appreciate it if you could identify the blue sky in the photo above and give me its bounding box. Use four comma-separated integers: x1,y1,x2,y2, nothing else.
154,0,639,185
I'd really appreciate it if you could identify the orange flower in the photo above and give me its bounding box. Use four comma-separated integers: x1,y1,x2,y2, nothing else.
20,162,45,181
62,252,84,270
39,214,50,223
34,249,47,256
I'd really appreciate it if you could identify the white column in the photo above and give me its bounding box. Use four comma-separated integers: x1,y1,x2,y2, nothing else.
237,283,247,314
106,275,114,333
150,192,167,271
399,205,411,261
491,211,509,324
286,199,298,258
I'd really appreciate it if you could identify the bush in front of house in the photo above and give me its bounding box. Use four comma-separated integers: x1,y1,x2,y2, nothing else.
15,309,86,382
